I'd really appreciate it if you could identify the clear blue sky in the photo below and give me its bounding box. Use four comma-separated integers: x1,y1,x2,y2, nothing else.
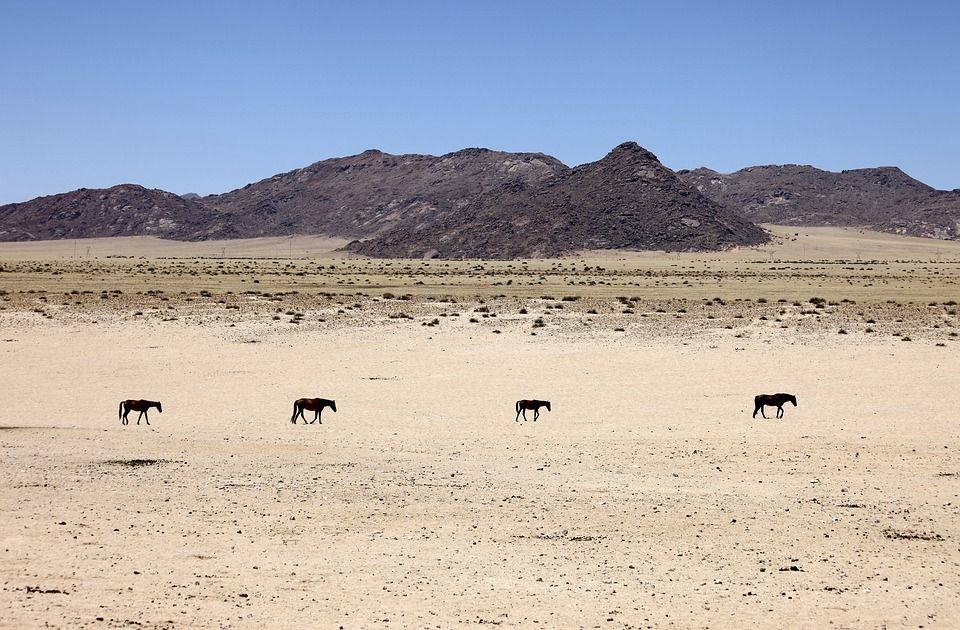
1,1,958,204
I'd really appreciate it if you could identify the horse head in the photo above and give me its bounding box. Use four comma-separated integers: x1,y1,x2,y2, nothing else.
790,395,797,407
156,402,163,413
544,401,551,411
330,400,337,413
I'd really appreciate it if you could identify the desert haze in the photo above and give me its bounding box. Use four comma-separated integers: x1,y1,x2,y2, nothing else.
1,227,959,628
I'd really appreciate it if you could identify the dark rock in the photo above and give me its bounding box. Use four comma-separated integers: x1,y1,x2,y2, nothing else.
0,185,220,241
0,143,768,257
679,164,960,240
347,143,767,258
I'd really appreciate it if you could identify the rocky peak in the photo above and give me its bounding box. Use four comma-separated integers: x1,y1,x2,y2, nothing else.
604,141,661,164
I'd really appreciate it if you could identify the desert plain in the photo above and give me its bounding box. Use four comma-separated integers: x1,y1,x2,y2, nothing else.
1,225,959,628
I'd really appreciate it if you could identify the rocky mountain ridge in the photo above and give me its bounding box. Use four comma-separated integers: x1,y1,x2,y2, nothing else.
348,142,766,258
0,185,225,241
0,143,767,257
4,143,959,256
679,164,960,240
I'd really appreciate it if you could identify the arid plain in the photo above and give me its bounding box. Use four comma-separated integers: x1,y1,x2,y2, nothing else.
1,226,959,628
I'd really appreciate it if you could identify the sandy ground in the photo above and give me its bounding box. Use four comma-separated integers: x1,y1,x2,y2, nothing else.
1,230,959,628
2,226,959,262
0,235,353,260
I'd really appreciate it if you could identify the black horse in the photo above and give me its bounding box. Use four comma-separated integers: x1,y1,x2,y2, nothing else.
119,399,162,425
291,398,337,424
753,393,797,419
515,399,551,422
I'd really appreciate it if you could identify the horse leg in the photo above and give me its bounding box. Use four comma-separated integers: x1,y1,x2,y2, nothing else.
760,406,768,419
752,405,760,419
777,405,784,419
515,410,521,422
144,411,150,425
533,409,539,421
317,410,322,425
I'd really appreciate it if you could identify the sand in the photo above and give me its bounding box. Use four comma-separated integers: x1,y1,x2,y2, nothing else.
1,228,959,628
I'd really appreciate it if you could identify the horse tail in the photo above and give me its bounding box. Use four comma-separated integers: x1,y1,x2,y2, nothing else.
119,401,124,420
516,400,521,413
291,402,298,424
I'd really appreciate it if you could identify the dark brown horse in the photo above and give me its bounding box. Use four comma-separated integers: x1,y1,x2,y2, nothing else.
291,398,337,424
753,393,797,419
119,400,162,425
515,399,551,422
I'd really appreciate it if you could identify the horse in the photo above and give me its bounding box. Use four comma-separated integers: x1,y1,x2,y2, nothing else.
752,393,797,419
515,399,551,422
291,398,337,424
119,400,162,425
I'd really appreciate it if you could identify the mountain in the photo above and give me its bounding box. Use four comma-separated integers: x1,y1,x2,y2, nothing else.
0,142,767,257
0,142,769,256
347,142,768,258
200,148,568,240
678,165,960,240
6,146,959,252
0,185,225,241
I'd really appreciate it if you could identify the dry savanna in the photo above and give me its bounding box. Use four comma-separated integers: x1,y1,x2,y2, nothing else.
1,225,959,628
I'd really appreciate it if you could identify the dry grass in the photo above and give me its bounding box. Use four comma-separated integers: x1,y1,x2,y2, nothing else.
0,226,959,302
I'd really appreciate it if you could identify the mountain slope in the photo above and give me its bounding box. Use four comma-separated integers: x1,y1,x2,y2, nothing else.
200,148,567,239
0,185,222,241
679,165,960,239
0,143,770,256
347,143,768,258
